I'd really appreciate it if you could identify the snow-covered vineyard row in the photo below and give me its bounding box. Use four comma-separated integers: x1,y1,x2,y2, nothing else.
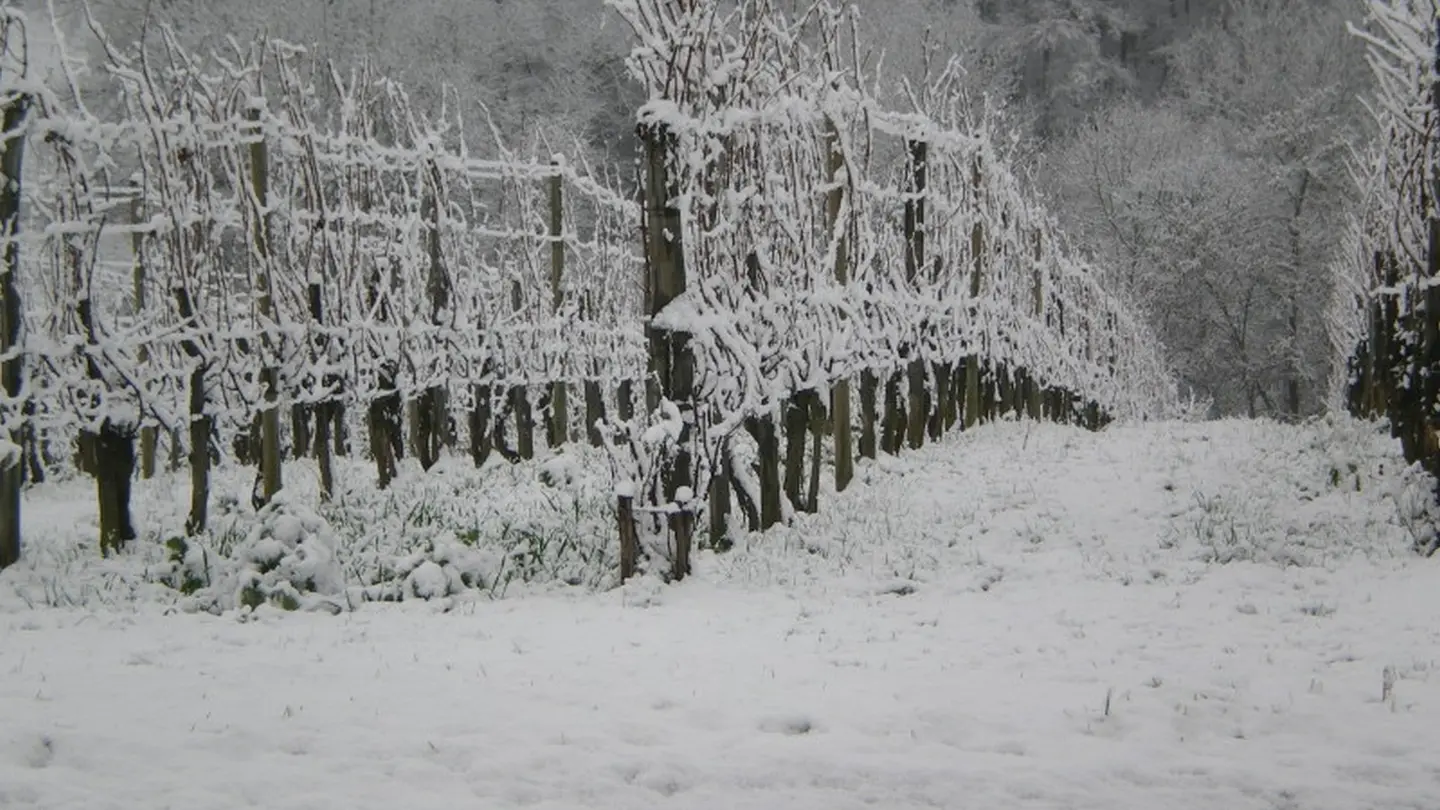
0,0,1172,578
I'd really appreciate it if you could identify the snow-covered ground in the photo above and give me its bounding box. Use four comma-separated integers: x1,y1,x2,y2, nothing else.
3,418,1439,809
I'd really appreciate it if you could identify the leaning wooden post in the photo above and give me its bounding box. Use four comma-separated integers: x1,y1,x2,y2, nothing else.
641,120,695,580
904,139,928,450
0,91,28,570
248,103,282,505
826,120,854,492
547,157,570,448
964,154,985,429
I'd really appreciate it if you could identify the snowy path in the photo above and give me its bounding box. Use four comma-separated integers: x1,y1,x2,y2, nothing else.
3,420,1440,809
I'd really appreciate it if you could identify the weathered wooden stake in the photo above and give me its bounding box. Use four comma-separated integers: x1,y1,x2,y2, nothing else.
248,105,282,505
826,120,854,492
641,121,694,580
1028,229,1045,420
175,286,211,532
904,139,929,450
548,160,570,448
130,196,157,479
964,155,985,429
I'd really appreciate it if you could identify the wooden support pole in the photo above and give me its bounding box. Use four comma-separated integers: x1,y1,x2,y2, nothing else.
547,160,569,448
905,140,929,450
964,155,985,429
248,104,282,505
826,120,854,492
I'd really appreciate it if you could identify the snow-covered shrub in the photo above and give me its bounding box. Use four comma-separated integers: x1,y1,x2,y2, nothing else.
132,449,620,611
169,493,345,613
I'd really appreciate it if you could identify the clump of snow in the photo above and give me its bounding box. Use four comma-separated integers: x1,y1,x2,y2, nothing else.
404,560,452,600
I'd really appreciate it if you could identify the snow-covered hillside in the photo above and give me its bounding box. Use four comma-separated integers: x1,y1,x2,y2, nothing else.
2,417,1438,809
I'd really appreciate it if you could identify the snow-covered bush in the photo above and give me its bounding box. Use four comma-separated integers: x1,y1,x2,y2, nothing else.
145,450,618,611
164,493,345,614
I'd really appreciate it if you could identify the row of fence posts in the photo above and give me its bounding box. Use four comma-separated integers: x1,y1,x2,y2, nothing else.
0,88,651,568
0,92,1111,575
622,125,1113,583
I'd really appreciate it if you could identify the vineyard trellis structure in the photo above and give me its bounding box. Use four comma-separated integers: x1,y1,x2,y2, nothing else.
1332,0,1440,557
0,2,1177,577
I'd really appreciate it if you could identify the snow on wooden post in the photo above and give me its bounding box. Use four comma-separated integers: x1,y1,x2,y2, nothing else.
247,102,283,506
0,90,26,570
904,139,928,451
547,158,569,448
641,120,694,580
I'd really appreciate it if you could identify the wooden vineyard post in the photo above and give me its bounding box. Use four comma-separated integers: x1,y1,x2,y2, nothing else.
308,279,334,503
751,415,783,529
1028,229,1044,420
547,159,569,448
618,488,639,581
859,370,878,460
882,373,904,454
641,121,694,580
248,104,282,506
964,154,985,430
784,393,809,513
709,433,732,550
415,161,450,471
583,292,605,447
0,92,27,570
130,196,157,479
176,286,212,532
469,382,493,467
904,139,928,451
827,120,854,492
510,280,535,460
744,252,783,522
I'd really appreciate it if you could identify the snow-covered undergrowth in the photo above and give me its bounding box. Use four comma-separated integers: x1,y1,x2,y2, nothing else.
0,416,1433,615
0,449,619,613
719,415,1433,594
